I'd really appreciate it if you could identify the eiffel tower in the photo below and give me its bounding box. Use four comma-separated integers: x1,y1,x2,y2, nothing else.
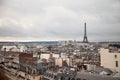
83,22,89,43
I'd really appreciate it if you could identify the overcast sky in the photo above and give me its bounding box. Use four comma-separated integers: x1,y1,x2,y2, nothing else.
0,0,120,42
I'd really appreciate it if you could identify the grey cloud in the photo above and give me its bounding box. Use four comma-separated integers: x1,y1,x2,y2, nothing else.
0,0,120,41
0,20,28,37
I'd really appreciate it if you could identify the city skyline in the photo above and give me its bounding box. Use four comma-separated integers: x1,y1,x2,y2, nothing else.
0,0,120,42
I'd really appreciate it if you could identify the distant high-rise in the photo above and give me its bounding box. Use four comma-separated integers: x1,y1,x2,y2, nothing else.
83,22,89,43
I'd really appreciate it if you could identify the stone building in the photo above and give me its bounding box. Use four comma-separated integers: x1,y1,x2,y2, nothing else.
100,48,120,72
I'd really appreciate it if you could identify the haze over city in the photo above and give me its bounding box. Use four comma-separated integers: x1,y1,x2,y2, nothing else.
0,0,120,42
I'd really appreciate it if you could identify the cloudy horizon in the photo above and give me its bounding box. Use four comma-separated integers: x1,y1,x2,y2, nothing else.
0,0,120,42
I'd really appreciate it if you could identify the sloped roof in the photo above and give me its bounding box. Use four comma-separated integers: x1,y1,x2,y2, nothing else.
76,72,120,80
95,68,113,74
113,73,120,78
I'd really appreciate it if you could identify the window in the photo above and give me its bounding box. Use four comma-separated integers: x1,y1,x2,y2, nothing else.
115,61,118,67
114,55,117,58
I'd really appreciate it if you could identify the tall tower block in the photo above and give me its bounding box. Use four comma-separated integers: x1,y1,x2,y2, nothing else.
83,22,89,43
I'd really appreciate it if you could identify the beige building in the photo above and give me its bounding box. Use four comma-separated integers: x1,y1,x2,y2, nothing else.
55,58,72,67
100,48,120,72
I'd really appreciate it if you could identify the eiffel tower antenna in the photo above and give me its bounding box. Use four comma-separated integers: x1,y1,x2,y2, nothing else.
83,22,89,43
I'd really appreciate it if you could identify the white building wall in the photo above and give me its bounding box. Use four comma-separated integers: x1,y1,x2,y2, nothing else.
41,54,50,59
40,53,59,59
61,52,67,58
63,58,72,66
11,48,20,52
19,46,27,52
1,46,17,52
100,48,120,72
55,58,72,67
84,64,96,71
55,58,63,67
53,54,59,58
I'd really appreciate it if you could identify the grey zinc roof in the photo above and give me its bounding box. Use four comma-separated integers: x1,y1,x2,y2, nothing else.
95,68,113,74
113,73,120,78
76,72,120,80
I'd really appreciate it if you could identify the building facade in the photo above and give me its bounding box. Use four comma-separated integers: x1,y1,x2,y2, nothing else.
100,48,120,72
